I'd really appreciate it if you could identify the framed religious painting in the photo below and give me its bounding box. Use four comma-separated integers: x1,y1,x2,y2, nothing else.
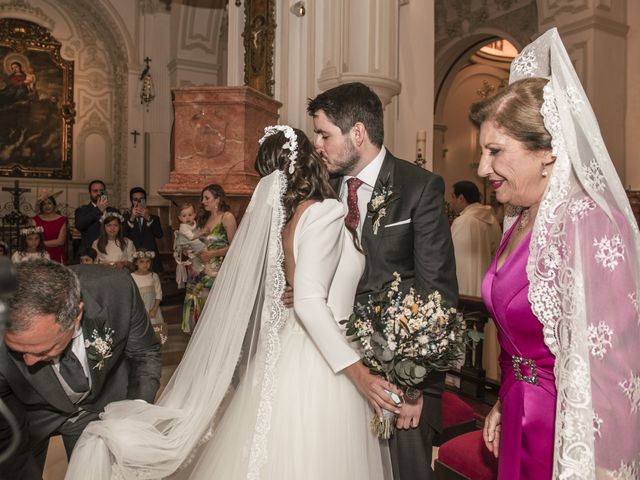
0,18,75,179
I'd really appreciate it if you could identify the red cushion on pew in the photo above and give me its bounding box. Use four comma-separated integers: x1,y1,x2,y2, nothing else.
442,391,475,428
437,430,498,480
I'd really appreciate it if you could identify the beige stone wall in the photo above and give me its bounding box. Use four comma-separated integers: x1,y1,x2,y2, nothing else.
626,0,640,189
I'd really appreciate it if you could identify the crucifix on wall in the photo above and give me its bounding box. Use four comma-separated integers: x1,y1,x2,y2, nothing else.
131,130,140,147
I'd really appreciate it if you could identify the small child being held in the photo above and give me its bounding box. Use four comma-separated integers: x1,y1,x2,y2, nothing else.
131,248,167,344
173,202,206,286
12,226,50,263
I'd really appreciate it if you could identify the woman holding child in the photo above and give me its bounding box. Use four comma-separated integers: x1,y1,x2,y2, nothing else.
180,184,237,332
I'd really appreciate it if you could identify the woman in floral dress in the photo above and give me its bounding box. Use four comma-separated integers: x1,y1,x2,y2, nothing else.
181,184,237,332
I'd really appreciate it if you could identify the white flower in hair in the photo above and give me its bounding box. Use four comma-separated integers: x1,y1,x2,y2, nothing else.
258,124,299,174
133,250,156,259
100,211,125,223
20,226,44,236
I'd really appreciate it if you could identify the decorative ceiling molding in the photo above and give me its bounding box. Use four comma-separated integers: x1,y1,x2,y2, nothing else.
140,0,171,15
434,0,538,120
0,0,54,30
180,6,220,54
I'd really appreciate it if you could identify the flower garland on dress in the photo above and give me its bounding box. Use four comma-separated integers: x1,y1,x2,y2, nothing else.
258,125,299,174
19,225,44,236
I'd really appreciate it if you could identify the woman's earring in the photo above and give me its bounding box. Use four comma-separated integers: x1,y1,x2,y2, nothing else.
541,162,548,177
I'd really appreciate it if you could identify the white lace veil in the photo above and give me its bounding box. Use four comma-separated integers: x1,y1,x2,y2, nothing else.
65,170,288,479
510,29,640,478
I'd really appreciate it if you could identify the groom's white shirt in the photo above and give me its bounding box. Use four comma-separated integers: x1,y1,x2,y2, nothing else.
339,146,386,238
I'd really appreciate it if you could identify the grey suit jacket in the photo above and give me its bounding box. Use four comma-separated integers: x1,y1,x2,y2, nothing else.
0,265,161,478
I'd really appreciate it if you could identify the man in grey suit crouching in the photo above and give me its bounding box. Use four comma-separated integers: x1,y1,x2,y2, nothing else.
0,260,161,479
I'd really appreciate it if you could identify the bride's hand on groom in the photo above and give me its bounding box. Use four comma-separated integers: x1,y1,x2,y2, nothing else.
282,285,294,308
396,392,423,430
344,361,402,419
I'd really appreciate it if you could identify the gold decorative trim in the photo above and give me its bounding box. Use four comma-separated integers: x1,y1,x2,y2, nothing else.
0,18,75,179
242,0,275,97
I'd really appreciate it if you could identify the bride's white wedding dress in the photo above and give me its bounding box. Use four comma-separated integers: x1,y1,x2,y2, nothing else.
66,171,389,480
189,200,388,479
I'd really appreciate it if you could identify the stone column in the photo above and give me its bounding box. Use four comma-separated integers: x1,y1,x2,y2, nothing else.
159,86,281,224
315,0,401,144
538,1,629,180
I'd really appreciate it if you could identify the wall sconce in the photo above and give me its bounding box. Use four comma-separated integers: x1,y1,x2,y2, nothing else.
290,1,305,17
139,56,155,111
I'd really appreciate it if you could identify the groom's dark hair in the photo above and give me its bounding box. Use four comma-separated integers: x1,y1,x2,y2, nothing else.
8,260,81,332
307,82,384,148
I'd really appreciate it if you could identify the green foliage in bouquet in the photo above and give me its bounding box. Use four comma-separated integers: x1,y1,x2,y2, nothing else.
341,272,466,439
342,272,465,388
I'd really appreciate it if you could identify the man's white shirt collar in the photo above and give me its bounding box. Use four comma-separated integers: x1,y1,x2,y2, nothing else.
346,146,386,187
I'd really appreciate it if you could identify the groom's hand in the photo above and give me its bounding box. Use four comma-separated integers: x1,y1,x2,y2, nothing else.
396,392,423,429
344,361,402,419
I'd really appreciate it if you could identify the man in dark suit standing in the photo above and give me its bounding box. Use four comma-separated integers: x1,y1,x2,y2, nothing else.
308,82,458,480
0,260,162,479
122,187,164,272
74,179,118,252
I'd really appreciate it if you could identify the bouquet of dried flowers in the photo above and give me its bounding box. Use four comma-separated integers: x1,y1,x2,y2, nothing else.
342,272,465,438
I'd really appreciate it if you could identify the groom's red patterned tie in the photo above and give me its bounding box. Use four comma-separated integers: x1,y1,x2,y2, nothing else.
345,177,364,232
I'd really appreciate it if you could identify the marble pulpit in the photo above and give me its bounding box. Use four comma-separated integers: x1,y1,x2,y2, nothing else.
159,86,281,224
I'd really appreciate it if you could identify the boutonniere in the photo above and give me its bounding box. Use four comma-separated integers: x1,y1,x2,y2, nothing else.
368,181,398,235
84,327,114,370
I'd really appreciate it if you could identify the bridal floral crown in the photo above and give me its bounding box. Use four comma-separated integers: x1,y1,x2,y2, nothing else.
258,125,299,174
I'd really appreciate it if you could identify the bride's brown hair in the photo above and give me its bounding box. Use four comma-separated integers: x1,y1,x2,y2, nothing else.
255,128,336,223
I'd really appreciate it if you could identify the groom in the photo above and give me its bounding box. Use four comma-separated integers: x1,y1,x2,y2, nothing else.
308,82,458,479
0,260,162,479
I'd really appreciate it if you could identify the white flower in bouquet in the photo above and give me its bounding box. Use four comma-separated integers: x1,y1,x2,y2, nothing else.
341,273,466,439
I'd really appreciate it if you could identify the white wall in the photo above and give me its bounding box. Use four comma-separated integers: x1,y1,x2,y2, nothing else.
626,0,640,189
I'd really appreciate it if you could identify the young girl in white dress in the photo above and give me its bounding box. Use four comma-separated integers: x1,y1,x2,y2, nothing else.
92,211,135,269
131,248,166,344
11,226,50,263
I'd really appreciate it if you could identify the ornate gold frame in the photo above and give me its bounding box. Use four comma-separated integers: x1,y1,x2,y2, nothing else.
0,18,75,179
242,0,276,97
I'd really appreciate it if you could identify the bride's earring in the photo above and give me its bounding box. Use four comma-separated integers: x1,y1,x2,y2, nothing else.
541,162,548,178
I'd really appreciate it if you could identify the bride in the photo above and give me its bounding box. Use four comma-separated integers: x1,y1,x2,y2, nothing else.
66,126,396,479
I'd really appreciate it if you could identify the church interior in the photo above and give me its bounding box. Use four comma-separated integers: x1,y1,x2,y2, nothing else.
1,1,639,478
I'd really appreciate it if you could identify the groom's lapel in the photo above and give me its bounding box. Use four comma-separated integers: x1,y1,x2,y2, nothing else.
361,154,397,258
80,291,111,391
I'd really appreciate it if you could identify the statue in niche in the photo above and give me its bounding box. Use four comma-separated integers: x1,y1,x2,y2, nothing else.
242,0,275,97
249,15,266,75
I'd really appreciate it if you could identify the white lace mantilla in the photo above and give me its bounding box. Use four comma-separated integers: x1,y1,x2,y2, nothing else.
511,28,640,479
247,171,288,479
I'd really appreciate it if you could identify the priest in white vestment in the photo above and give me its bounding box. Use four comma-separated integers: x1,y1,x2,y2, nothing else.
450,181,502,380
